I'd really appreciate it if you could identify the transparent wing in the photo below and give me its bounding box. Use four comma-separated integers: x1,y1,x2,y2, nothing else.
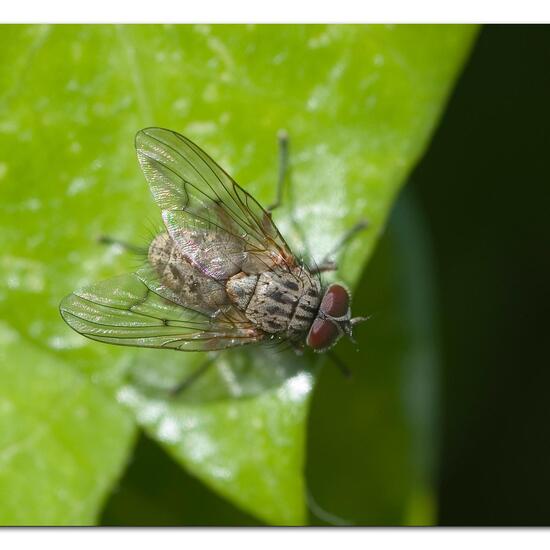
135,127,296,280
59,271,264,352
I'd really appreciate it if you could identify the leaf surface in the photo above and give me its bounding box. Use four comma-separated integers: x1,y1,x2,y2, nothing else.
0,24,477,524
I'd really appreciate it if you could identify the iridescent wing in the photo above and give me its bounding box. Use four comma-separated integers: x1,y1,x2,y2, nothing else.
59,268,264,352
135,127,296,280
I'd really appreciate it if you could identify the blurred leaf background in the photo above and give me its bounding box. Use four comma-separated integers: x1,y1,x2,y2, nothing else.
0,25,477,525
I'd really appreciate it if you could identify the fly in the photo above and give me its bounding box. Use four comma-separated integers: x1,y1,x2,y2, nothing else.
60,128,368,378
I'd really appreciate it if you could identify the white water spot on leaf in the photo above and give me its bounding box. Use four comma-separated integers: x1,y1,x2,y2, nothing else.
137,400,168,424
47,331,87,350
194,24,211,36
92,103,108,117
0,398,15,414
0,120,19,134
28,320,44,338
251,417,264,429
279,371,313,401
26,234,44,250
210,465,232,480
117,385,140,407
35,97,50,111
329,60,347,81
91,159,103,171
71,41,82,61
67,177,93,196
66,79,79,92
47,336,68,350
273,52,287,65
374,53,385,67
75,406,89,419
308,31,332,49
24,198,41,212
180,415,199,430
226,405,239,420
202,83,219,102
0,162,8,180
206,35,235,76
219,112,231,125
157,416,181,443
183,431,218,462
118,95,133,110
1,256,45,293
307,85,330,112
69,141,81,154
0,321,19,345
172,97,189,114
20,129,33,142
185,121,218,136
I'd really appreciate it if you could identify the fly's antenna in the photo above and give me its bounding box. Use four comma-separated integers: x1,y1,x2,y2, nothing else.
345,314,371,343
351,316,370,325
327,350,352,378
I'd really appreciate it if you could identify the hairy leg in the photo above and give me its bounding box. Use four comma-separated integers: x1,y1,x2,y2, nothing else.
170,355,218,397
267,130,289,212
311,219,369,274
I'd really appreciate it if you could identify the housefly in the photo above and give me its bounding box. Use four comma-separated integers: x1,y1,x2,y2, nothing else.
60,128,367,377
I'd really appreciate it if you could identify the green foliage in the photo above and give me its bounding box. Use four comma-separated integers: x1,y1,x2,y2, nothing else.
0,24,476,525
0,327,135,525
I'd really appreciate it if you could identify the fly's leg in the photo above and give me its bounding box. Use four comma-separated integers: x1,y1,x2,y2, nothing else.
311,219,369,275
267,129,289,212
265,130,310,254
311,260,338,274
265,132,366,268
98,235,148,255
170,355,218,397
327,350,352,378
125,355,216,400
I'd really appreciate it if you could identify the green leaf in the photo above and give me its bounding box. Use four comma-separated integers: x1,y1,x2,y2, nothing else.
0,325,136,525
0,24,477,525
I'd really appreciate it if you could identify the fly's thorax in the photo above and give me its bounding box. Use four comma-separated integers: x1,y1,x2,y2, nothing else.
226,266,321,337
286,275,322,341
148,232,228,313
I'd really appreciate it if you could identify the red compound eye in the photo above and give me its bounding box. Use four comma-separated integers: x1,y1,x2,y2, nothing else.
306,318,340,351
320,284,350,318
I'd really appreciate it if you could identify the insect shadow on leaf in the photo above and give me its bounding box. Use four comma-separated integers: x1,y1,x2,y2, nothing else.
59,128,369,401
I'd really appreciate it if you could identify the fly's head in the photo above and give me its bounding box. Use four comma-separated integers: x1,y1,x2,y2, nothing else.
305,283,368,352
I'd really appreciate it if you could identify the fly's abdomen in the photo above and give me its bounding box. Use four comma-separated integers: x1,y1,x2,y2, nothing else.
149,232,228,313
